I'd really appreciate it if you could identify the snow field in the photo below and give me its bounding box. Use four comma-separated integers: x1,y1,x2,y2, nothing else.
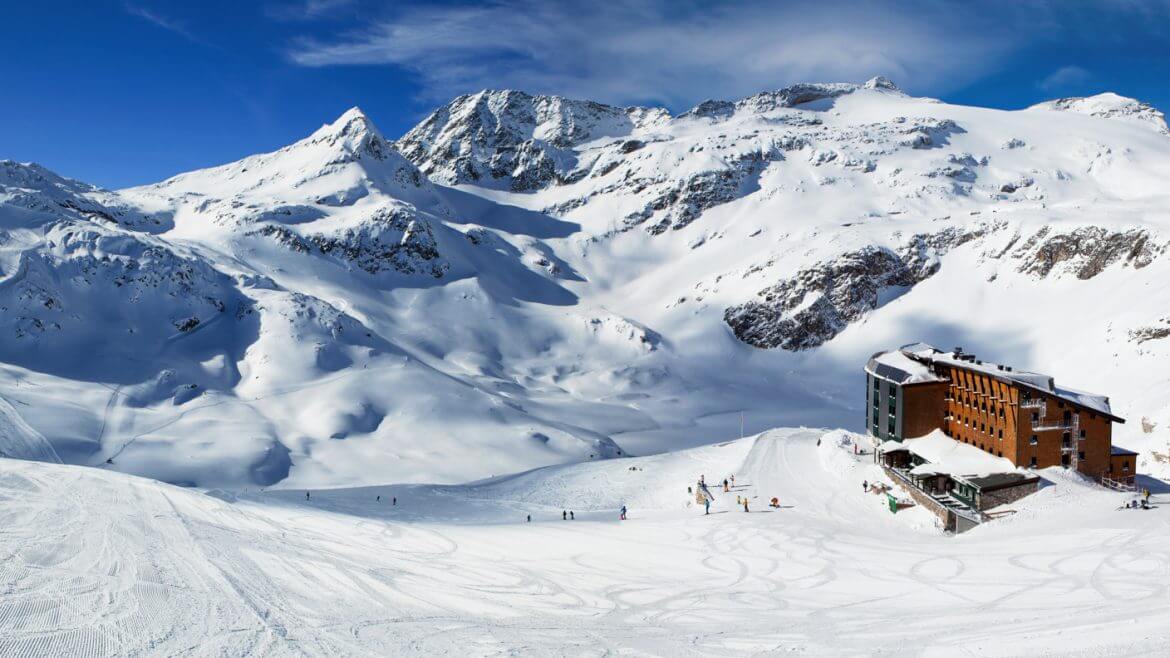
3,427,1169,656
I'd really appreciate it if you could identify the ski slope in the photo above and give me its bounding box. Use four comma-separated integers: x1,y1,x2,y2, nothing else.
3,428,1167,656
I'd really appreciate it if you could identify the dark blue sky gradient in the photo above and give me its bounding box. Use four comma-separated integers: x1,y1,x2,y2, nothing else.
2,0,1167,188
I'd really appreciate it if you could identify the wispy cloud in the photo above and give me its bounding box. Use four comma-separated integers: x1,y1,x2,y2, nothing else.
1038,65,1093,93
286,0,1016,109
266,0,359,21
124,3,214,48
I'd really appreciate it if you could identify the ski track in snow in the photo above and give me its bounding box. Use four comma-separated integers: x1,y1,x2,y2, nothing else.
2,428,1169,656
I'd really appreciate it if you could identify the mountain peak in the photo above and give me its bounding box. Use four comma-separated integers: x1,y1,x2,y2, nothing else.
1029,92,1168,134
312,106,383,144
864,76,900,91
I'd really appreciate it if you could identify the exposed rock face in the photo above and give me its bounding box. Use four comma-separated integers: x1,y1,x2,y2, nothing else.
251,205,448,278
725,228,982,350
1012,227,1160,279
1129,318,1170,344
395,90,669,191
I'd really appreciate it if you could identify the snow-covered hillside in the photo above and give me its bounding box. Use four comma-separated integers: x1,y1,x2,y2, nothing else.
3,78,1170,487
4,428,1170,655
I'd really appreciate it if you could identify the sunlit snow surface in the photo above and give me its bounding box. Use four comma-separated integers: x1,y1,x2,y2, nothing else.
4,83,1170,488
2,428,1166,656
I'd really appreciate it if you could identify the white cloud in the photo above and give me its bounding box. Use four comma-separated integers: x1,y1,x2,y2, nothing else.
286,0,1016,108
124,3,214,48
1038,65,1093,92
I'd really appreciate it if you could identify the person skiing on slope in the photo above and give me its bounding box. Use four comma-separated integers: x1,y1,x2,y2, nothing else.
705,497,711,515
306,492,310,500
570,511,575,520
863,480,869,493
527,514,531,522
730,475,735,487
563,510,567,520
377,495,381,502
392,497,397,505
743,498,749,512
620,505,627,521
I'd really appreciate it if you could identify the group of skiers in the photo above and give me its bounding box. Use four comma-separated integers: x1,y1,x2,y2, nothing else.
690,473,776,514
522,506,627,522
1125,488,1154,510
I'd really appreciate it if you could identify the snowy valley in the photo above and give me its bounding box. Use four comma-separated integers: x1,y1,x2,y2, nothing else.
3,78,1170,489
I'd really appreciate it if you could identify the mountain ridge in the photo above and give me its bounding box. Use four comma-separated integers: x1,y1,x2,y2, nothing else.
3,80,1170,489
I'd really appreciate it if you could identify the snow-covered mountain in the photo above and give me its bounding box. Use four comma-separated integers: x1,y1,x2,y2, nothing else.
4,78,1170,488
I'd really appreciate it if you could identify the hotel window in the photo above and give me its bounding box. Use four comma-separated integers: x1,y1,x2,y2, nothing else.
980,422,986,432
1079,429,1086,440
1030,435,1038,445
1078,451,1085,460
998,429,1003,439
1031,412,1039,422
1030,457,1037,467
1123,462,1131,472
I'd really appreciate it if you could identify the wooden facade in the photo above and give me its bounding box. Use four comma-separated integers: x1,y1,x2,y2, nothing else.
869,345,1130,483
938,363,1122,479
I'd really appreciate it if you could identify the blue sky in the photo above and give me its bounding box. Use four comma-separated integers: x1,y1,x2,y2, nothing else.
2,0,1168,189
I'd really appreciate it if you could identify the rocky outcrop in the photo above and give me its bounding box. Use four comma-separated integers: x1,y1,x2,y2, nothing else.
1129,318,1170,344
1012,227,1160,279
251,206,447,278
395,90,668,190
725,228,983,350
1031,93,1168,135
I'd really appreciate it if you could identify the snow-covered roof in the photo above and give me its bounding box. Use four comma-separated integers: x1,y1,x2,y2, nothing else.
866,349,946,385
876,440,910,453
898,344,1122,422
904,430,1018,478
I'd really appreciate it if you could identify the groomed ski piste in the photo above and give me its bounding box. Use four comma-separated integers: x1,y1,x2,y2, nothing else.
3,427,1167,656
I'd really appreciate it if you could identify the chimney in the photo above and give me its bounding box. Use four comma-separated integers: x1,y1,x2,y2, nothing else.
1005,366,1012,372
997,365,1004,371
954,346,963,355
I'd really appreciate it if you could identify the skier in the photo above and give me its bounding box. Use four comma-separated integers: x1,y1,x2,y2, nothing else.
743,498,749,512
563,510,567,520
688,486,693,494
704,497,711,515
620,505,627,520
377,495,381,502
730,475,735,487
570,511,575,520
306,491,310,500
770,497,779,508
392,497,397,505
863,480,869,493
736,495,742,506
1144,488,1151,503
527,514,531,523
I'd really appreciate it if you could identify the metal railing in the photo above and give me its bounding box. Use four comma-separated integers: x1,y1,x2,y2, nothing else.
1020,399,1045,410
1032,419,1072,431
886,467,984,525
